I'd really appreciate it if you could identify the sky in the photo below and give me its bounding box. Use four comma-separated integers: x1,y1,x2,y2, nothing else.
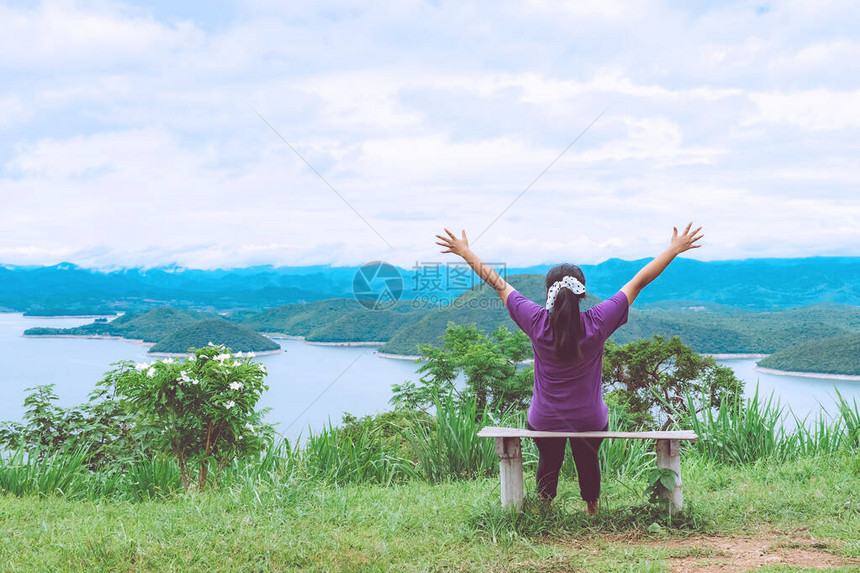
1,0,858,269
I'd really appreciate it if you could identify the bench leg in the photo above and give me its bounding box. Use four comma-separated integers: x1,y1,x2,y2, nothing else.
656,439,683,513
494,436,524,511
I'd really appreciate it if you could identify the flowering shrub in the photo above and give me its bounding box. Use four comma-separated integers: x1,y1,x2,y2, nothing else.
108,344,272,490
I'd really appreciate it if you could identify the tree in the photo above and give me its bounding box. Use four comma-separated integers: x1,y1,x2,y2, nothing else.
602,335,744,429
390,323,533,414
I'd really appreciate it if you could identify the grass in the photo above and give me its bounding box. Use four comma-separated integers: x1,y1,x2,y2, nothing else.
1,390,859,570
1,452,858,571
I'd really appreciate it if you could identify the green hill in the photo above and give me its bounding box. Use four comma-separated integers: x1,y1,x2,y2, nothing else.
305,307,429,343
238,273,860,359
376,276,860,356
24,307,279,354
150,320,280,353
243,299,361,336
24,308,217,343
757,333,860,376
611,304,860,353
23,277,860,369
377,276,601,355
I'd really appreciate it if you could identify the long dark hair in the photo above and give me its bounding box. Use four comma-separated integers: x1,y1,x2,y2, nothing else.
545,264,586,361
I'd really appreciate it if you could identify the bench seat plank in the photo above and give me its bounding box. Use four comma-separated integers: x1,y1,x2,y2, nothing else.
477,426,698,441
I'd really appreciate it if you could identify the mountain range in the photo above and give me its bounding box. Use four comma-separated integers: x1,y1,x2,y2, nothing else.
1,257,857,314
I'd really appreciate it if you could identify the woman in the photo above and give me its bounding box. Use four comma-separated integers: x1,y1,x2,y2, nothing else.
435,223,703,514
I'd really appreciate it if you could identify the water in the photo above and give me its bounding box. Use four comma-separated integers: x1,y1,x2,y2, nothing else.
0,314,418,442
715,357,860,423
1,313,858,442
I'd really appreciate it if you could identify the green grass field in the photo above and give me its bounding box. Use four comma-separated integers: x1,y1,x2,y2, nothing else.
2,451,858,572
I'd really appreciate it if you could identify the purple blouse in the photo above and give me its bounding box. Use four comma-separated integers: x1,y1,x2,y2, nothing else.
506,290,629,431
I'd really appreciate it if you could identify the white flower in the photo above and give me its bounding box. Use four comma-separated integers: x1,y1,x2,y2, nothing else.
224,400,235,410
191,378,199,385
188,355,196,362
258,364,267,374
228,381,243,391
246,352,256,358
214,353,231,362
232,360,242,367
234,351,244,358
245,423,254,432
134,362,148,371
161,358,175,364
207,341,215,347
146,367,157,378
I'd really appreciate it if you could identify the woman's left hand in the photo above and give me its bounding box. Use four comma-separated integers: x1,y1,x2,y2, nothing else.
435,228,471,258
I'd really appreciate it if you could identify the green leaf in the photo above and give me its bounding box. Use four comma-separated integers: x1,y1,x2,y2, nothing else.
660,473,676,490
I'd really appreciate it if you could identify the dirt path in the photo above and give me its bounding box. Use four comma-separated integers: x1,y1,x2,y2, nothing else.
639,530,859,572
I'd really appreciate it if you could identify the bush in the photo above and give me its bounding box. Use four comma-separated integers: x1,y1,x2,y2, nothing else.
107,345,274,490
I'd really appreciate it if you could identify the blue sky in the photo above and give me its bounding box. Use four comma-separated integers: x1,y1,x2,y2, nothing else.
1,0,858,268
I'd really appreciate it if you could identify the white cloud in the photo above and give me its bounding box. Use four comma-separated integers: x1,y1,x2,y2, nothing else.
0,96,31,127
0,1,203,70
746,89,860,130
0,0,858,268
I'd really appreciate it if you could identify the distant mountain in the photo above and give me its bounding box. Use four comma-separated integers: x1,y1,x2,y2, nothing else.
374,274,860,356
0,264,356,313
758,334,860,376
566,257,859,308
1,257,857,314
241,271,860,358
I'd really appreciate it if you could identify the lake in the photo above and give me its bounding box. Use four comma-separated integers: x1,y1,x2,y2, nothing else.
1,313,858,442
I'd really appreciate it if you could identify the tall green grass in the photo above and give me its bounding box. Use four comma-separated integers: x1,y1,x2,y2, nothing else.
673,384,859,464
598,407,655,480
835,389,860,450
301,422,414,485
404,393,498,483
0,447,89,497
2,385,857,501
678,385,788,464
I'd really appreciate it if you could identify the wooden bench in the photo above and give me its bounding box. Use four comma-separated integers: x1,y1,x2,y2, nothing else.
477,426,699,512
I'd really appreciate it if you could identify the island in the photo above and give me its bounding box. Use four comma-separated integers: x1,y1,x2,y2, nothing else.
24,308,281,355
234,274,860,368
20,272,860,374
757,333,860,377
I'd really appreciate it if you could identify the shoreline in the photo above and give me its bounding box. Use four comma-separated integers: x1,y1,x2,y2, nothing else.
22,333,284,356
375,351,421,361
22,333,152,346
305,340,385,347
266,334,385,348
704,353,769,360
23,314,118,319
754,366,860,382
149,349,283,358
21,332,860,379
262,333,305,340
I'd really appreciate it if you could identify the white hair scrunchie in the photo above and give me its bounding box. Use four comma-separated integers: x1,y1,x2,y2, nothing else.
546,275,586,311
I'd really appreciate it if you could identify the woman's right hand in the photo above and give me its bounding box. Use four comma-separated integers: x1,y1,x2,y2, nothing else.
670,223,703,255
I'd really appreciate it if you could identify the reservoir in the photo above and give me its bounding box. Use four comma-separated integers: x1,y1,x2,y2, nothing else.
1,313,858,442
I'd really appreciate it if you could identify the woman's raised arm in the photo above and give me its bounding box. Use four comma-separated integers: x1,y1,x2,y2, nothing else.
436,228,515,304
620,223,703,306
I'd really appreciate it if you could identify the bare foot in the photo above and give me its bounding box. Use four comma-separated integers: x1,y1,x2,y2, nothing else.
586,500,599,515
